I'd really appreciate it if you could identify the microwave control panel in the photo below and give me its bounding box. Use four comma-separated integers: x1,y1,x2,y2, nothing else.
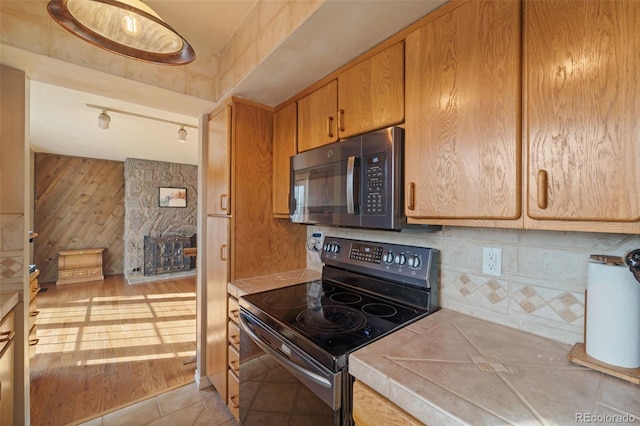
363,152,387,215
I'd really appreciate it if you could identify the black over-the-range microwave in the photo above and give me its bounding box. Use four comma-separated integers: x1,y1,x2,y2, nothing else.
290,126,408,231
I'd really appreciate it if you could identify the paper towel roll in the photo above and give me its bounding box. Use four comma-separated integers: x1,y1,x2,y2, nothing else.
585,261,640,368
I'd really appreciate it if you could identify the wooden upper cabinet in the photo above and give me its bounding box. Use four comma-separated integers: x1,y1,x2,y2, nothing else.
525,0,640,230
338,41,405,139
297,42,405,151
405,0,521,222
297,80,338,152
207,105,232,215
272,103,297,217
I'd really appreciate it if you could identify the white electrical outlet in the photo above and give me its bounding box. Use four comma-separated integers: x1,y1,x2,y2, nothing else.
482,247,502,276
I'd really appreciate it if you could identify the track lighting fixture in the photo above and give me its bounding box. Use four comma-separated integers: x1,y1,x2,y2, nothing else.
87,104,197,142
177,126,187,142
98,109,111,129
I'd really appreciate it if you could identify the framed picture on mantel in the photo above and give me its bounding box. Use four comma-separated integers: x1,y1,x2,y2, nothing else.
159,187,187,207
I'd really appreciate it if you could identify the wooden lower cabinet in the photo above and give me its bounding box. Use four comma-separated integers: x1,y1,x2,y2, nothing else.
29,269,40,356
352,380,422,426
57,248,104,285
227,369,239,420
227,295,240,421
0,310,15,426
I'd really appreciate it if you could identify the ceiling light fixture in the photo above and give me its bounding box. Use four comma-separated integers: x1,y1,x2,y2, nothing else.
98,109,111,129
177,126,187,143
87,104,197,142
47,0,195,65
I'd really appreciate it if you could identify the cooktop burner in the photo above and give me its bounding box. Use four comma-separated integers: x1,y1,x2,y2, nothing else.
263,293,315,310
297,305,367,334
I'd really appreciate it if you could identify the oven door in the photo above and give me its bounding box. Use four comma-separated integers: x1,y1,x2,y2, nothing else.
239,309,342,425
290,136,361,228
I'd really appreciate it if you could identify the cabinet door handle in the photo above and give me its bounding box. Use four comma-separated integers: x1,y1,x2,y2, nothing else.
220,194,228,212
537,170,548,209
230,359,239,372
220,244,228,261
229,394,239,409
407,182,416,211
229,334,240,346
29,338,40,346
229,309,239,320
0,331,15,343
338,109,345,132
327,116,334,138
30,310,40,317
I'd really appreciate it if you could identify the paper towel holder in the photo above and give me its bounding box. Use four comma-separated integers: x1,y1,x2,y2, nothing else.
624,249,640,283
589,254,624,265
567,253,640,384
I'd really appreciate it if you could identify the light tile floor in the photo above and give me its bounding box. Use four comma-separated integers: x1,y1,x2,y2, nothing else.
78,382,238,426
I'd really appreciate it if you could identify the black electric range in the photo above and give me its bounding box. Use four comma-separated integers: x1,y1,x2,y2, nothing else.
239,236,439,371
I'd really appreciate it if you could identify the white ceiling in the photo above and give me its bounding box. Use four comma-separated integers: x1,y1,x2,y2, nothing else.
7,0,449,165
30,81,201,164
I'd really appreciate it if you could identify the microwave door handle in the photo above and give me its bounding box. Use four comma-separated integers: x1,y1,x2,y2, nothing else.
346,156,355,214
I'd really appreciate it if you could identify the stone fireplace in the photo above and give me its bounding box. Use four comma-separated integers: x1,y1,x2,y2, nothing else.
124,158,197,284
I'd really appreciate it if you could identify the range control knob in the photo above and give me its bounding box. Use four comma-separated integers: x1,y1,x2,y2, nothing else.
383,251,395,264
395,253,407,266
407,255,421,268
324,242,341,253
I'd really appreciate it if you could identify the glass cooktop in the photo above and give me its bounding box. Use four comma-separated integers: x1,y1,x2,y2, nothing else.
240,279,428,370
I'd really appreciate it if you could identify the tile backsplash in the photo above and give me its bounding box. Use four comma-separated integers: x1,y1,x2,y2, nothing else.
0,213,25,292
307,225,640,345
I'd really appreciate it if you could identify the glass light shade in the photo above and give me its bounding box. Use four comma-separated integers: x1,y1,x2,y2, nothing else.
177,127,187,142
47,0,195,65
98,111,111,129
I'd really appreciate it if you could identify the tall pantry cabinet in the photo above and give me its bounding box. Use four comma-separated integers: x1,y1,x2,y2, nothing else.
203,98,306,404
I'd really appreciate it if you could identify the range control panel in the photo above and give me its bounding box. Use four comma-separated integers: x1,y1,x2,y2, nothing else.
321,237,438,289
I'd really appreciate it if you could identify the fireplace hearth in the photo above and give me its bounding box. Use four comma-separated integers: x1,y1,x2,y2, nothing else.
143,235,193,276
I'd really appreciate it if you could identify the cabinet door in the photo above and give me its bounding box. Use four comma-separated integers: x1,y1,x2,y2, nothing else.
207,105,232,215
0,311,15,426
297,80,338,151
405,0,521,221
525,0,640,226
338,41,404,139
353,381,421,426
272,103,297,217
205,216,230,401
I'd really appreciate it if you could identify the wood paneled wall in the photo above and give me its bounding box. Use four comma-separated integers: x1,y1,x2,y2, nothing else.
34,153,125,283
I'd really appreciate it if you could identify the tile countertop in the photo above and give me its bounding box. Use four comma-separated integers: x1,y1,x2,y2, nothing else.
349,309,640,426
228,268,321,298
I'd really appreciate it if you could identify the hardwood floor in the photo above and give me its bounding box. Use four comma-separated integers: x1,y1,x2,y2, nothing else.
30,274,197,426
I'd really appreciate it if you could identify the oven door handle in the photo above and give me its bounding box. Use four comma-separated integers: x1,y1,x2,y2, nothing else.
239,312,332,389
